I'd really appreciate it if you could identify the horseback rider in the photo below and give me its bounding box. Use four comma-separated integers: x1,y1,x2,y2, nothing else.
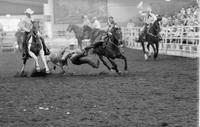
83,16,122,51
82,15,91,27
107,16,118,35
19,8,49,60
139,8,157,41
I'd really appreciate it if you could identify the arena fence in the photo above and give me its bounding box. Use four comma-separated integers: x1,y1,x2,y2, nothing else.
0,32,17,53
122,25,200,58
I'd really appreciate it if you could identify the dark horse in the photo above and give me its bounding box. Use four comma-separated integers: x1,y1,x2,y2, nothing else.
18,21,50,76
66,24,85,50
139,16,162,60
83,25,127,73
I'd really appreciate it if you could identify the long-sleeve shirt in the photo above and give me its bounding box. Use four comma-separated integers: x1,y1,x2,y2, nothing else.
18,16,33,32
91,20,101,29
143,13,157,24
83,19,91,27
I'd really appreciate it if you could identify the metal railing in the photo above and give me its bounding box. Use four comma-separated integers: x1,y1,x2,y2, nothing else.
122,25,200,58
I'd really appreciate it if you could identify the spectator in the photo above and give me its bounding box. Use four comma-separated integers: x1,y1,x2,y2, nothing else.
91,17,101,29
127,19,135,28
82,15,91,27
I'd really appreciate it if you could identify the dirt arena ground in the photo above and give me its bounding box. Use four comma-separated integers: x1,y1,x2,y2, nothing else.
0,48,198,127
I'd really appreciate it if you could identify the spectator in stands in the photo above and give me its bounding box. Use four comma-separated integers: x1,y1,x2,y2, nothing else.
127,19,135,28
82,15,91,27
91,17,101,29
161,15,168,27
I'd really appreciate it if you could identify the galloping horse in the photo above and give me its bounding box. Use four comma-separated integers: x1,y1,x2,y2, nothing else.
66,24,85,50
139,16,162,60
83,25,128,74
19,21,50,75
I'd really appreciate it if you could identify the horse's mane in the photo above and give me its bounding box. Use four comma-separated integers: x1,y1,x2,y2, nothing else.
149,20,160,35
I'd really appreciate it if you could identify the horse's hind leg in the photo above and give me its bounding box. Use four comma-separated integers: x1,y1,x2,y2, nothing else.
98,55,111,71
118,54,128,71
154,42,159,59
150,43,156,60
20,58,27,76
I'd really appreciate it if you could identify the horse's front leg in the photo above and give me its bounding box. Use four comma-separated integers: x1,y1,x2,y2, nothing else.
98,55,111,71
107,57,120,74
29,51,40,71
20,58,27,76
40,50,50,73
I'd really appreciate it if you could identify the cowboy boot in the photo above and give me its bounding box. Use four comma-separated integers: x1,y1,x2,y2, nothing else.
22,43,28,60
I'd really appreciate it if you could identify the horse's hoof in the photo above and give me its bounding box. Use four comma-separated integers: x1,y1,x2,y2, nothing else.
46,70,50,74
124,70,128,74
144,54,148,60
110,69,115,72
117,71,122,75
36,67,41,72
59,71,65,75
20,71,27,77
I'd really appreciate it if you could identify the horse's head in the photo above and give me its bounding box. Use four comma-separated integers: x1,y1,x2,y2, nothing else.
110,26,123,45
83,25,92,33
66,24,74,32
149,17,162,36
32,21,40,35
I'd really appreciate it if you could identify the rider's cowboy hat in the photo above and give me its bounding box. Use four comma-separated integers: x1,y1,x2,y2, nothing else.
24,8,34,14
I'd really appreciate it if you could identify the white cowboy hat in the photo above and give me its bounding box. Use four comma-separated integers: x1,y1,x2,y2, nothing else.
24,8,34,14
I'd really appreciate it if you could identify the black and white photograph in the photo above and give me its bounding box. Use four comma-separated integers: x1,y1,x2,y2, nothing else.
0,0,199,126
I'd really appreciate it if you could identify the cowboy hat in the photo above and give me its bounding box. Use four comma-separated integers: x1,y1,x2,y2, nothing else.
24,8,34,14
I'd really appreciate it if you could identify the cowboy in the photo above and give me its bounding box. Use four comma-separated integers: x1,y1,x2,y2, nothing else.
140,8,157,41
19,8,49,59
82,15,91,27
107,16,118,34
61,43,99,69
91,17,101,29
19,8,34,59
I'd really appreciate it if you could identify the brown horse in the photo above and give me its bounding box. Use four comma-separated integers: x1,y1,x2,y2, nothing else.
83,25,128,74
66,24,85,50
